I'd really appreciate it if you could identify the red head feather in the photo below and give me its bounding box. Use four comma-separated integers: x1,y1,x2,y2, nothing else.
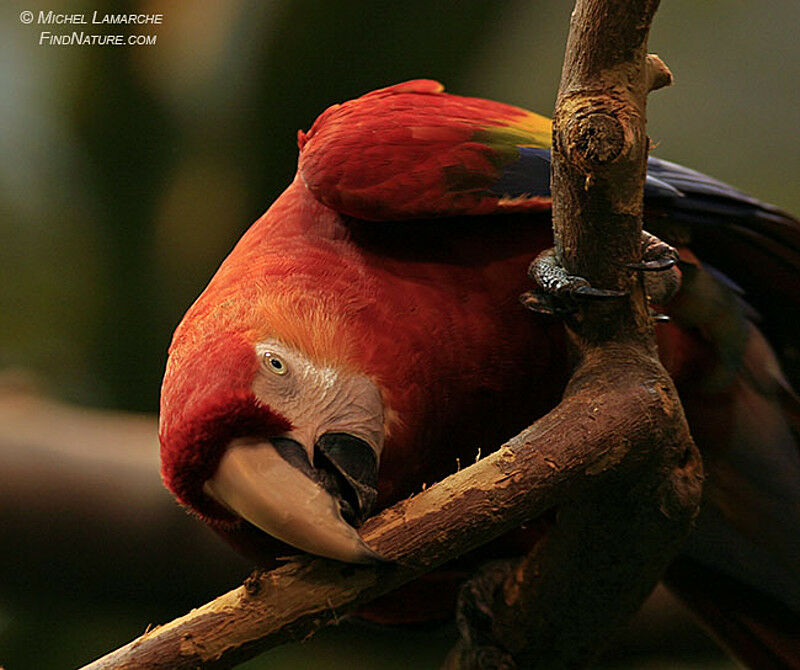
159,328,291,524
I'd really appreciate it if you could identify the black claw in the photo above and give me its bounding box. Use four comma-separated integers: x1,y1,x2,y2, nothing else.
572,285,628,300
526,245,628,316
520,291,558,315
625,257,676,272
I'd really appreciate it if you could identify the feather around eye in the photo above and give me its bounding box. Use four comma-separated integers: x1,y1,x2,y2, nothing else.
262,351,288,376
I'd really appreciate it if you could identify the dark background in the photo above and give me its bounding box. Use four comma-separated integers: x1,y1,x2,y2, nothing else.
2,0,798,667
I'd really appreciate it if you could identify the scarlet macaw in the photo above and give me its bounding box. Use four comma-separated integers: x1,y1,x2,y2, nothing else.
159,81,800,663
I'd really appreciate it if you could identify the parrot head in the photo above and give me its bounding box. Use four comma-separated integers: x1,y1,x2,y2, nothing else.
159,288,386,564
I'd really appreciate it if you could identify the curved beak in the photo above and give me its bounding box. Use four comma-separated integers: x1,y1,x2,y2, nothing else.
203,437,382,564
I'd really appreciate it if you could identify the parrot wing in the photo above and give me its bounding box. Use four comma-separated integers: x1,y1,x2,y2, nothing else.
641,156,800,396
297,81,800,313
297,80,553,220
298,79,800,385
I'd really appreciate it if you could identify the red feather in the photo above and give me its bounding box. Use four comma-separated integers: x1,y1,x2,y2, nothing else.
298,80,552,220
160,330,291,523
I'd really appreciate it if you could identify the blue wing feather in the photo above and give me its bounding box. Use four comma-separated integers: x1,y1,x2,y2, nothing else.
490,148,789,224
488,147,552,198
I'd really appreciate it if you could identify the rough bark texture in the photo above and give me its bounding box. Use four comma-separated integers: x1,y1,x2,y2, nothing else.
445,1,701,668
81,1,703,668
553,0,671,349
446,350,700,669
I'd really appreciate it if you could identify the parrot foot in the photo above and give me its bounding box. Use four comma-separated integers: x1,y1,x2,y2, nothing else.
522,232,682,316
521,248,626,316
626,230,679,272
630,231,682,306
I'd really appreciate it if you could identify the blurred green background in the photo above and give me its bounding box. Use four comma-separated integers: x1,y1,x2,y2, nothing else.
2,0,798,667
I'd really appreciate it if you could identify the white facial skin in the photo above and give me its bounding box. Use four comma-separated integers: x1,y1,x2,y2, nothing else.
203,339,386,563
251,339,385,461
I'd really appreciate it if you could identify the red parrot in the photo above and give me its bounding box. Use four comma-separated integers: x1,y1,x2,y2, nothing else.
159,81,800,664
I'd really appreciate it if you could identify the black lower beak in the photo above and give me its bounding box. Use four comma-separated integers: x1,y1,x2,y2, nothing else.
314,433,378,525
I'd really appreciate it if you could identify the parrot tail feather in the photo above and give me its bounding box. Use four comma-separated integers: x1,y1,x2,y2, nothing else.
664,557,800,670
644,156,800,391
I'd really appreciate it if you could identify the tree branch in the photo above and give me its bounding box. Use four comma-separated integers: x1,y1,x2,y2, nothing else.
81,1,703,668
445,1,702,667
82,358,698,670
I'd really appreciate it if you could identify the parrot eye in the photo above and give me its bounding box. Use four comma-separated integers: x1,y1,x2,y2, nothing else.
263,352,288,375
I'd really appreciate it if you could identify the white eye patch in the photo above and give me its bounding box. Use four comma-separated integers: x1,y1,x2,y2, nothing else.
251,339,385,458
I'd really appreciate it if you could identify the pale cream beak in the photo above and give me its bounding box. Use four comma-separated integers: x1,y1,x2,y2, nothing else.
203,438,382,563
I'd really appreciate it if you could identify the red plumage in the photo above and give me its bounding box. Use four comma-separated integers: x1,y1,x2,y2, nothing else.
161,176,566,514
160,81,800,660
298,80,552,219
160,330,292,522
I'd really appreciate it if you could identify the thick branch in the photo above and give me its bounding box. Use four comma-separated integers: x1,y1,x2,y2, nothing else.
82,348,699,670
446,1,699,667
552,0,673,348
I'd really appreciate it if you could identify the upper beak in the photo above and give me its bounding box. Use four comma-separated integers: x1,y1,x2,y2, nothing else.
203,435,382,564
